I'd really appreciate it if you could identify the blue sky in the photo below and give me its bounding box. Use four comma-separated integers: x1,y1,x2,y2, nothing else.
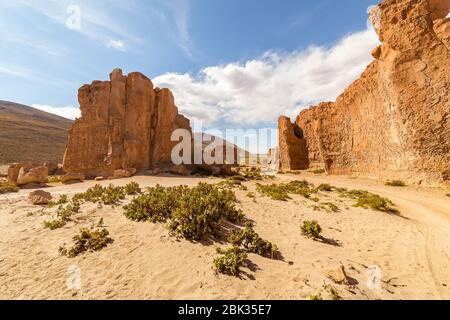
0,0,380,151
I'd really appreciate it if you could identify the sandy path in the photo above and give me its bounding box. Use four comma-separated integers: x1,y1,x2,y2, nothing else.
0,173,449,300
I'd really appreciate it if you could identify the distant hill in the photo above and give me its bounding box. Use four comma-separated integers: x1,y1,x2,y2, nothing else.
0,101,73,165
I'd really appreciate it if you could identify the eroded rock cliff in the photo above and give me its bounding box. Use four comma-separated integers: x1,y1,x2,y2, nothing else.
279,0,450,186
63,69,192,177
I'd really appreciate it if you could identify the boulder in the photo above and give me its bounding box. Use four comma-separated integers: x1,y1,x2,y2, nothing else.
62,172,85,184
94,176,105,181
7,161,34,184
327,265,349,285
28,190,52,205
16,166,48,186
170,165,190,176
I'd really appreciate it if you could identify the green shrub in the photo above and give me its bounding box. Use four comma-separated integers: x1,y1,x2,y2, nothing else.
59,226,113,258
311,169,326,174
256,183,290,201
124,181,141,195
326,285,342,300
48,176,62,183
124,185,188,222
317,184,333,192
284,180,315,198
385,180,407,187
0,181,19,194
338,189,397,213
256,180,315,201
213,247,248,276
228,221,278,258
48,194,69,208
246,192,256,199
167,183,244,241
44,219,67,230
73,184,125,206
309,293,323,300
301,220,322,239
43,201,80,230
217,179,248,191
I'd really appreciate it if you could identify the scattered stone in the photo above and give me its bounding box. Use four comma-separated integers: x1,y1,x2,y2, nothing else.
327,265,349,285
95,176,105,181
170,165,190,176
28,190,52,205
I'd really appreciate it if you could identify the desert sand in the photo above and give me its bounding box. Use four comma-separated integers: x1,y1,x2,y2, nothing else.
0,172,449,300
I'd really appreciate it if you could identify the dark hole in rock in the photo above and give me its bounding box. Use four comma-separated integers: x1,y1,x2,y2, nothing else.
293,125,303,139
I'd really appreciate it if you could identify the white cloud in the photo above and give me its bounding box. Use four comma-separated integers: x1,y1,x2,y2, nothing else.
31,104,81,120
154,27,380,127
106,39,126,52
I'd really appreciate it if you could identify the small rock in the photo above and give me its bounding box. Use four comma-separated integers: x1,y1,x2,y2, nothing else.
28,190,52,205
170,165,190,176
327,265,349,285
152,168,161,175
95,176,105,181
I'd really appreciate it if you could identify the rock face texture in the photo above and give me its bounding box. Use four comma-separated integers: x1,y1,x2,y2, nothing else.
279,0,450,186
63,69,192,177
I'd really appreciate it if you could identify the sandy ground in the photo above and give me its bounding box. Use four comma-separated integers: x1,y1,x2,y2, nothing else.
0,172,449,300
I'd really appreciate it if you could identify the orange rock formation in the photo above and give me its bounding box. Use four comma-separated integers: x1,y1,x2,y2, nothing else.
63,69,192,177
279,0,450,186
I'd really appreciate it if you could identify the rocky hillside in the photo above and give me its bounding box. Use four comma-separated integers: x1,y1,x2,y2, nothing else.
0,101,73,164
279,0,450,186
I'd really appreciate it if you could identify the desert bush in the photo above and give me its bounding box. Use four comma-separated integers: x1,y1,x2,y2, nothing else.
217,179,248,191
0,181,19,194
326,285,342,300
228,221,278,258
213,247,248,276
447,194,450,197
309,293,323,300
256,183,291,201
43,201,80,230
167,183,244,241
43,219,67,230
385,180,407,187
246,192,256,199
284,180,315,198
59,226,113,258
313,202,339,213
256,180,315,201
301,220,322,239
338,189,397,213
48,194,69,208
311,169,326,174
317,183,333,192
72,184,125,206
124,185,188,222
48,176,62,183
124,181,141,195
